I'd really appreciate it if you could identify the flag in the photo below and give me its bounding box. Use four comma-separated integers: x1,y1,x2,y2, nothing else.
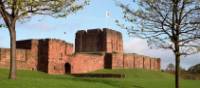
106,11,111,18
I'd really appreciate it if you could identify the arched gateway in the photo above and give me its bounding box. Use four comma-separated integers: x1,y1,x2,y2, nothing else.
65,63,71,74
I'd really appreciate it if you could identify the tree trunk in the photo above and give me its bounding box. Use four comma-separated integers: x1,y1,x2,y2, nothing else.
175,53,180,88
8,25,16,80
174,40,180,88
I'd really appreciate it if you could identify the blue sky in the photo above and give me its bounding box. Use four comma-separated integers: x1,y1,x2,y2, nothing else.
0,0,200,69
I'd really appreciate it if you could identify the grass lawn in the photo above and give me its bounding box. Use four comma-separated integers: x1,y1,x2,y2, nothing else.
0,68,199,88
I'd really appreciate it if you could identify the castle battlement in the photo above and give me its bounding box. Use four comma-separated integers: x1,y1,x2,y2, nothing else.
75,28,123,53
0,28,161,74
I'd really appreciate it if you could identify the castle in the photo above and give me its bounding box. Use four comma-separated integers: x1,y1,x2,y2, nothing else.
0,28,160,74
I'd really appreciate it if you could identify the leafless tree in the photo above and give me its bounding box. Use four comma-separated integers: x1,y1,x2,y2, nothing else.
116,0,200,88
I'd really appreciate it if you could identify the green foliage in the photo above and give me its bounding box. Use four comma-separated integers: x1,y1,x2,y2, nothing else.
0,24,7,28
0,0,89,79
1,0,89,20
188,64,200,73
166,63,175,71
0,68,200,88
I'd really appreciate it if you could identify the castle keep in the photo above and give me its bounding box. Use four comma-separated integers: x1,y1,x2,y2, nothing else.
0,28,160,74
75,29,123,53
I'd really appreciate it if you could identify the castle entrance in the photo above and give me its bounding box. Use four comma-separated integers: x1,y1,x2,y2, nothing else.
65,63,71,74
104,53,112,69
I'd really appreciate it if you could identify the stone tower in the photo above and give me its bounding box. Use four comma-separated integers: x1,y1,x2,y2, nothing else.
75,28,123,53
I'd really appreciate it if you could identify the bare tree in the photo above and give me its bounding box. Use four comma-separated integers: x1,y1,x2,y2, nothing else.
116,0,200,88
0,0,89,80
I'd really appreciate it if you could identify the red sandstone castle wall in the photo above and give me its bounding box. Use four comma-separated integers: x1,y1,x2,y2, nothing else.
75,29,102,52
75,30,86,52
150,58,160,71
75,28,123,53
16,39,50,72
110,53,160,70
143,56,151,70
0,28,161,75
103,29,123,53
48,39,73,60
123,54,134,68
71,53,105,74
134,55,144,69
111,53,124,69
16,40,39,56
0,48,37,70
0,47,160,73
16,40,39,70
47,39,73,74
0,39,74,74
0,39,39,70
67,52,160,73
150,59,156,70
85,29,102,52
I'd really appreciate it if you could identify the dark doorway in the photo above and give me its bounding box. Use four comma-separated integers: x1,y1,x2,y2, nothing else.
37,40,49,73
104,53,112,69
65,63,71,74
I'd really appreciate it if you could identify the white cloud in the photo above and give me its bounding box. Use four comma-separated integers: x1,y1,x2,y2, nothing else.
124,38,148,54
181,54,200,69
124,38,200,69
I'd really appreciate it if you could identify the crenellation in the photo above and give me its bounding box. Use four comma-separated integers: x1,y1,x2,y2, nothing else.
75,28,123,53
75,30,87,52
0,28,161,74
16,40,32,49
85,29,102,52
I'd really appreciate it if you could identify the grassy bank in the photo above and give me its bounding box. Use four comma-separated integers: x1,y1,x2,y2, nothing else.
0,68,199,88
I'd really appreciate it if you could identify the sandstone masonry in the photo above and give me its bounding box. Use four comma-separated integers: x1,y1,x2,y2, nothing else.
75,28,123,53
0,28,161,74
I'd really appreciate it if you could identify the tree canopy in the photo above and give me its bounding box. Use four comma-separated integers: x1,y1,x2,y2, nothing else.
0,0,89,79
116,0,200,88
116,0,200,55
0,0,89,24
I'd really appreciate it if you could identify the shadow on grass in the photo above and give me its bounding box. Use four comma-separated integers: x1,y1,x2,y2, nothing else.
23,74,145,88
67,76,144,88
132,85,144,88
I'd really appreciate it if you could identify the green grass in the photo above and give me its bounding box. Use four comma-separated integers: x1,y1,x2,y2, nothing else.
0,68,199,88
